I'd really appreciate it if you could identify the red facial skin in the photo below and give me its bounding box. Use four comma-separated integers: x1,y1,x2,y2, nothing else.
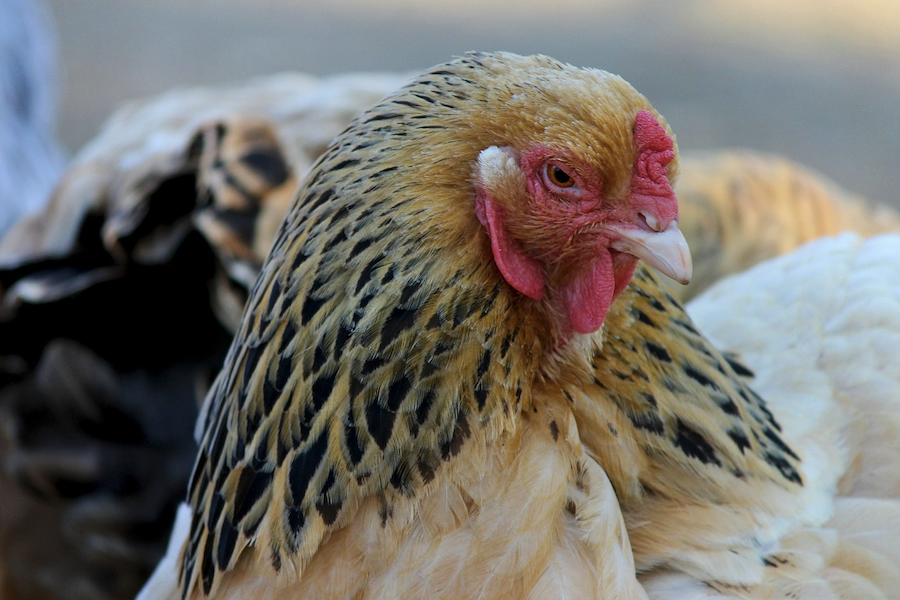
476,110,678,336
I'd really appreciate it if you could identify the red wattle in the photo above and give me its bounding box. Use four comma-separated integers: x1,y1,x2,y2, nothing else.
562,250,616,334
482,198,545,300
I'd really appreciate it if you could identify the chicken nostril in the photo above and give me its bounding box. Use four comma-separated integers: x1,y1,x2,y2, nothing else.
639,211,662,232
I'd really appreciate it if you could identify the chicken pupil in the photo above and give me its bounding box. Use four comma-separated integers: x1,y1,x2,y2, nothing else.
550,165,572,186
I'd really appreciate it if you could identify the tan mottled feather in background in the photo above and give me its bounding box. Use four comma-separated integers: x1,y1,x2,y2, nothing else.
674,151,900,301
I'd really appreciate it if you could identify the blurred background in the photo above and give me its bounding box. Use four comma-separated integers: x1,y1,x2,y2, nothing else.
41,0,900,203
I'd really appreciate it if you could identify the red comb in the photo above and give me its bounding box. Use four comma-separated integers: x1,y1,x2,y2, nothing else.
634,110,673,155
632,110,677,222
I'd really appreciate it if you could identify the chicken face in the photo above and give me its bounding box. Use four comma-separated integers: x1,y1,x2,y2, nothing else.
474,109,692,335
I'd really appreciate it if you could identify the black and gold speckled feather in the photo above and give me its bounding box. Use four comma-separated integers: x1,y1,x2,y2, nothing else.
181,53,557,597
573,267,807,579
178,53,804,599
585,266,801,491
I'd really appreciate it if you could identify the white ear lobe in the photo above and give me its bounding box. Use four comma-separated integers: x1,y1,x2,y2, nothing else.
475,145,522,189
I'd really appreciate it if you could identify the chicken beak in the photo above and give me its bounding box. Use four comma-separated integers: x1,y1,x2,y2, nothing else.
608,220,693,285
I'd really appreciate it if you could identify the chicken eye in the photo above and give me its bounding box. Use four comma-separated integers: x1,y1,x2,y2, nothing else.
546,163,575,188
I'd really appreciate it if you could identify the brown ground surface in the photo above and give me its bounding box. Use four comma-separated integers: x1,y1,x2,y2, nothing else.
46,0,900,205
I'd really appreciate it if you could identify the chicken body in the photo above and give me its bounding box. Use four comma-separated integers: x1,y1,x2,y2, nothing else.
136,51,900,600
156,52,694,600
166,395,640,600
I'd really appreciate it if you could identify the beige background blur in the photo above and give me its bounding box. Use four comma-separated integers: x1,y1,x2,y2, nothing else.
46,0,900,204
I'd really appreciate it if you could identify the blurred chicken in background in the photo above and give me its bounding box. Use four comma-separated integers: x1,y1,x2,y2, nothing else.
0,72,404,600
674,151,900,301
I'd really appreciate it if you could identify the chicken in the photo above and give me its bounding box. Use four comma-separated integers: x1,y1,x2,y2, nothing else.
673,151,900,301
132,51,695,600
136,51,900,600
0,70,408,319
